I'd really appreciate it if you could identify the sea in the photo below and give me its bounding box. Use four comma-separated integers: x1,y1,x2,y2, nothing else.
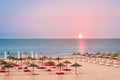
0,39,120,58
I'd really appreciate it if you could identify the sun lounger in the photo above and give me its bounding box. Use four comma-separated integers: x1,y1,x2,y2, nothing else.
56,72,64,75
113,60,120,68
24,69,31,72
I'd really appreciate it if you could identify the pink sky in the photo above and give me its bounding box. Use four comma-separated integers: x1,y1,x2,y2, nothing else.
0,0,120,38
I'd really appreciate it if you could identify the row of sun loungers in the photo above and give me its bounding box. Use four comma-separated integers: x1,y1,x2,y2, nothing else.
77,56,120,68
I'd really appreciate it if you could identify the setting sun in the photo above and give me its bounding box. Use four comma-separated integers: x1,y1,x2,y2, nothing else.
78,34,83,39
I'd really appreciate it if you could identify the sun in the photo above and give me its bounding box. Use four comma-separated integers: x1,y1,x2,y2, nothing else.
78,34,83,39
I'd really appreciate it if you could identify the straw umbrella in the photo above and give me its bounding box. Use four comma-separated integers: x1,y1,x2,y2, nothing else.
45,61,55,71
63,60,71,71
7,55,14,62
72,52,77,60
37,57,46,69
111,53,119,57
55,57,62,64
42,56,48,63
0,59,4,62
18,57,24,69
28,63,38,75
0,61,8,69
0,61,8,65
76,52,81,55
4,63,14,75
23,61,30,69
71,62,82,74
76,52,81,59
8,56,19,66
13,57,19,64
56,63,65,73
48,57,53,61
95,52,102,55
0,59,4,67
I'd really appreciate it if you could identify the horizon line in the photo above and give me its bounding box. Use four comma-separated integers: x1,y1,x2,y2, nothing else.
0,37,120,39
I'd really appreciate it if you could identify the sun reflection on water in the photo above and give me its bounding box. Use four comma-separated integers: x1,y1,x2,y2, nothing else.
77,39,86,54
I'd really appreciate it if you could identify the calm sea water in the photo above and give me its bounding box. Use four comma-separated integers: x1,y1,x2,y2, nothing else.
0,39,120,58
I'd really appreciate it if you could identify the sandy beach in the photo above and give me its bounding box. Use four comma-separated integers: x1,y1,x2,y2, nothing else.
0,57,120,80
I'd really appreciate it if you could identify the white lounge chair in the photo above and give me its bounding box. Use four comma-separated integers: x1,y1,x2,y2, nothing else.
113,60,120,68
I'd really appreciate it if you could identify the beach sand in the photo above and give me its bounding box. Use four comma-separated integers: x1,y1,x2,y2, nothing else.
0,59,120,80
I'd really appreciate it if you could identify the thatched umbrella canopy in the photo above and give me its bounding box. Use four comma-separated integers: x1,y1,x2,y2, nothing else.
48,57,53,61
13,57,19,63
18,57,25,69
31,57,36,60
7,56,19,66
56,63,65,72
106,53,112,56
91,54,97,58
38,57,45,62
111,57,119,60
45,61,55,66
111,53,119,57
72,52,77,59
96,53,106,58
0,61,8,65
63,60,71,64
42,56,48,59
45,61,55,71
76,52,81,55
82,52,91,57
71,62,82,74
72,52,77,55
97,55,103,58
4,63,14,75
103,56,111,59
0,59,4,62
30,57,36,64
55,57,63,64
38,57,47,67
26,56,36,60
100,53,106,57
28,63,38,75
26,56,32,60
7,55,14,59
71,62,82,67
0,61,8,69
38,56,47,61
95,52,102,55
23,61,30,68
63,60,71,70
7,55,15,62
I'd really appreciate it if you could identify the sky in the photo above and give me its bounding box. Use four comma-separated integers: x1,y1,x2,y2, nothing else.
0,0,120,39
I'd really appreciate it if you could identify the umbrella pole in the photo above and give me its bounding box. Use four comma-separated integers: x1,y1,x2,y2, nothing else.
60,67,61,72
16,60,17,64
42,60,43,67
75,67,77,74
27,63,28,68
33,67,34,75
58,60,59,64
50,65,51,70
66,64,67,69
21,60,22,68
8,68,9,75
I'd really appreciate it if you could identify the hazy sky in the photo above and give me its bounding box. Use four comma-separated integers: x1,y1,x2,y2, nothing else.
0,0,120,38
